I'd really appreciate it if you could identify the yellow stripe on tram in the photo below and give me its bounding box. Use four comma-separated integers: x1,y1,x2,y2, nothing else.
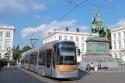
56,65,78,72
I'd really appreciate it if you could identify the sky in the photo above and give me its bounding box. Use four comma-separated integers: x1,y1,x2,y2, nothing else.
0,0,125,48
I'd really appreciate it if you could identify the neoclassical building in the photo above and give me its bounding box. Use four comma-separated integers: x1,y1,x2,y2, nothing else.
0,24,15,60
111,24,125,62
42,28,89,62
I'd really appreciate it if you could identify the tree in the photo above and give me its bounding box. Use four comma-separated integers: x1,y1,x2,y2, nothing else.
13,45,32,61
22,45,32,53
13,49,22,61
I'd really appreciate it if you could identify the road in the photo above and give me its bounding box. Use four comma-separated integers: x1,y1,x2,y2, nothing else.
0,67,125,83
0,67,46,83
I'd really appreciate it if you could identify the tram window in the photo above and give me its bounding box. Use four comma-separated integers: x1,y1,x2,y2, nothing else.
47,50,51,68
60,47,76,56
34,52,37,65
25,58,28,63
57,56,77,65
38,55,43,65
52,52,55,68
60,47,75,52
38,52,46,65
63,56,75,61
60,42,75,46
25,55,28,63
29,53,35,64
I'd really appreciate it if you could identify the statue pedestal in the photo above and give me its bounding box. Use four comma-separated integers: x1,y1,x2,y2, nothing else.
85,36,109,55
90,33,99,37
80,36,118,68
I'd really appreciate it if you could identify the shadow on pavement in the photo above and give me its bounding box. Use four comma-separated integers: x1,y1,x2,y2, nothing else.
46,69,88,81
72,69,88,80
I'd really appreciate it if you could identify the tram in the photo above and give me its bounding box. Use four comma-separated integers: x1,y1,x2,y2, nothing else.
20,40,78,78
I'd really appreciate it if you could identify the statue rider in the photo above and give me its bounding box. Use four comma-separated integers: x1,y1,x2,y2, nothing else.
90,10,108,38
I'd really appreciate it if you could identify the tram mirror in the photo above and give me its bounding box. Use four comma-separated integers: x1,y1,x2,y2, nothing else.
77,62,80,65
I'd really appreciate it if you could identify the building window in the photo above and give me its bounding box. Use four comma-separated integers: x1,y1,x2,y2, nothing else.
124,41,125,48
115,53,117,58
81,37,84,41
5,39,11,49
6,32,10,38
81,43,84,51
119,41,121,49
64,36,67,40
124,32,125,37
70,36,73,40
0,32,2,37
114,42,116,49
118,32,121,39
59,35,62,40
113,33,116,39
76,37,79,42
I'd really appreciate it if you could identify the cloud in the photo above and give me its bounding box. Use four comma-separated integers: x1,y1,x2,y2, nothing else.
0,0,46,15
21,19,89,38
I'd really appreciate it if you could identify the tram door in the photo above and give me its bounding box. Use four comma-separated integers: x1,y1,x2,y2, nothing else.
46,49,52,76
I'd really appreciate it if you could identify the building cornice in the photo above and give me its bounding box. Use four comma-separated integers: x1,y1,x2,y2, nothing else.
42,30,89,40
111,24,125,32
0,24,16,30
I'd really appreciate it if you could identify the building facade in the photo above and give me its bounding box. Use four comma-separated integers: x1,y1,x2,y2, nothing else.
111,24,125,63
42,28,89,62
0,24,15,60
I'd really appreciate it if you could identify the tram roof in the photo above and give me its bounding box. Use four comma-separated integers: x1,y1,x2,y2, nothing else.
21,40,75,56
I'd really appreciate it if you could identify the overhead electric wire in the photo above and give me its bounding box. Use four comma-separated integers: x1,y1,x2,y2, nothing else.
60,0,89,20
64,0,80,5
20,0,102,47
43,0,89,34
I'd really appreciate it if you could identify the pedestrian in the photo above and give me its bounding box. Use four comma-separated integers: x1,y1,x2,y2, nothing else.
90,62,94,71
86,63,91,72
98,63,102,71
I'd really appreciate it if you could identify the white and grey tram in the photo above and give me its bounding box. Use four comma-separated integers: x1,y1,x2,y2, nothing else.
20,40,78,78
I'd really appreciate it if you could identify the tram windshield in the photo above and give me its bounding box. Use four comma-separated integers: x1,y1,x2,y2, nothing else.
60,47,75,55
57,46,77,65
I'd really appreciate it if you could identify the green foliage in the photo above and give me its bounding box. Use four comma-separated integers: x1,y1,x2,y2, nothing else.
22,45,32,53
9,60,16,65
98,28,111,49
116,58,124,65
13,49,22,61
13,45,32,61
